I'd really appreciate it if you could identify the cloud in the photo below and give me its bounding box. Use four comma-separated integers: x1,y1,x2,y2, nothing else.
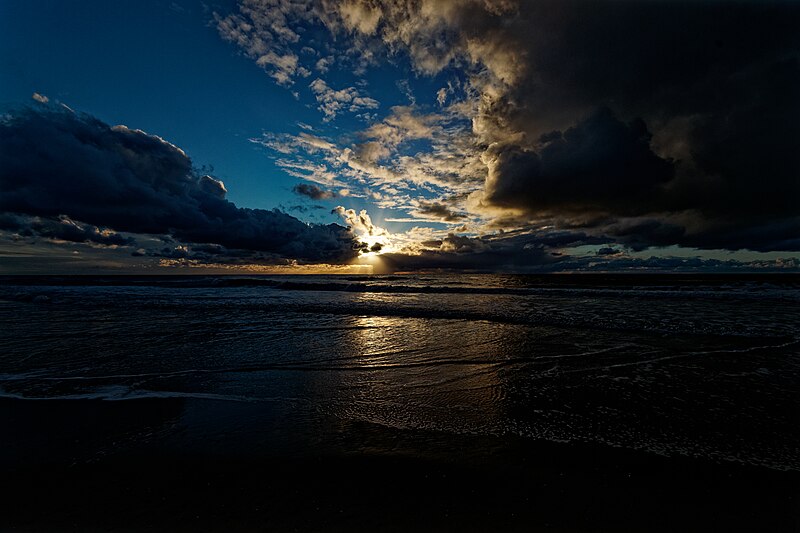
351,2,800,251
333,205,394,253
596,247,621,257
474,102,800,252
381,229,800,273
360,105,439,147
217,0,800,256
308,78,379,121
255,50,303,86
337,0,383,34
252,105,482,205
0,107,361,263
413,201,466,223
481,108,674,216
380,230,591,272
0,213,134,247
333,206,387,238
293,183,338,200
214,0,314,86
315,56,333,73
31,93,49,104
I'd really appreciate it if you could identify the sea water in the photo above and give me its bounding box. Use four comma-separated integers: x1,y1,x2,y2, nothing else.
1,274,798,472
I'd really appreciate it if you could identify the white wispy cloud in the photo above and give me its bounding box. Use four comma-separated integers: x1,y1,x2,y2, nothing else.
214,0,316,86
308,78,379,121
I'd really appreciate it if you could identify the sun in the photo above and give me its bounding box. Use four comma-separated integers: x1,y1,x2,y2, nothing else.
359,234,391,257
355,240,390,273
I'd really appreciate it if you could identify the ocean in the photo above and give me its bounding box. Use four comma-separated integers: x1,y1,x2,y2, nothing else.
1,274,799,531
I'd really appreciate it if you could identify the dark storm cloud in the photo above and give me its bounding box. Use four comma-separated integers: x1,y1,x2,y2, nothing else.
667,57,800,219
383,229,606,272
385,238,799,273
598,217,687,253
479,1,800,135
596,247,621,257
0,213,134,247
381,244,557,272
463,1,800,252
292,183,338,200
483,108,673,215
0,108,361,263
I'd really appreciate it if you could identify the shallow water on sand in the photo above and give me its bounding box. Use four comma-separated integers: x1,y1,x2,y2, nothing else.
1,273,799,475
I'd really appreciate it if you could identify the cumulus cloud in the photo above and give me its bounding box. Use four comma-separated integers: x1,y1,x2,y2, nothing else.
481,108,674,216
333,205,394,253
0,107,361,263
333,206,387,238
315,56,333,73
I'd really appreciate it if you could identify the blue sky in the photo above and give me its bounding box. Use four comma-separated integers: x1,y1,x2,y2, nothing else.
1,0,798,272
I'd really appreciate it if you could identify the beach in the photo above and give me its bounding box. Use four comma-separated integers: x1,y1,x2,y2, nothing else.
1,274,798,531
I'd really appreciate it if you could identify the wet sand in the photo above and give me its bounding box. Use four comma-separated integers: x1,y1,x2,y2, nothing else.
2,398,798,532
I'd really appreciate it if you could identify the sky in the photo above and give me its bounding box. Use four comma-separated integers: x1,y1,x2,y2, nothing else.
1,0,799,273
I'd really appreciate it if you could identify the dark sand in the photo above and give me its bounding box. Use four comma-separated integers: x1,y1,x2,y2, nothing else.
2,397,798,532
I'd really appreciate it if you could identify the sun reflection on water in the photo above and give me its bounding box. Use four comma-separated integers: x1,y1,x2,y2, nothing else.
333,308,511,434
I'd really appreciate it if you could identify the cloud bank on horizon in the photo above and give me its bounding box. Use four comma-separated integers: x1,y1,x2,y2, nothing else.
1,0,799,272
0,107,364,268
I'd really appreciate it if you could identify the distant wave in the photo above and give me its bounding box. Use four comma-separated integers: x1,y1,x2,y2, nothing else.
4,291,796,339
1,271,799,307
2,273,799,293
257,280,800,302
2,277,799,303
